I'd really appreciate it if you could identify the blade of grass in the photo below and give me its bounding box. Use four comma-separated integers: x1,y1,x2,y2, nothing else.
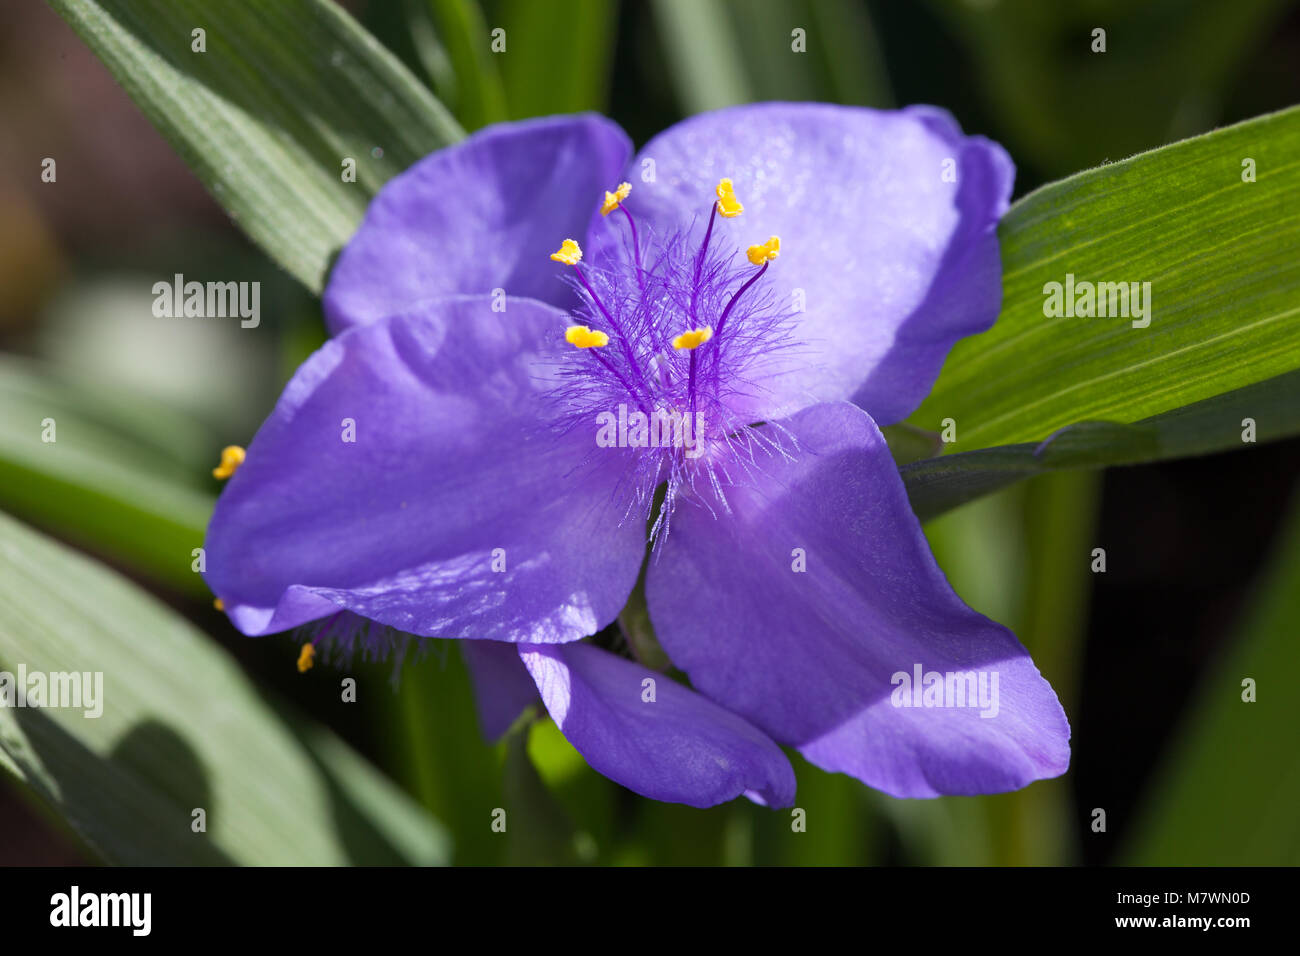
0,510,449,865
50,0,465,291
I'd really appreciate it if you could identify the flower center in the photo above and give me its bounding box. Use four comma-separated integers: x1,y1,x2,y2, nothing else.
549,177,784,432
546,178,791,538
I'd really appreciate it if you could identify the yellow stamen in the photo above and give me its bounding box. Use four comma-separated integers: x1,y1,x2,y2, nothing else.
213,598,225,612
715,178,743,218
566,325,610,349
550,238,583,265
600,181,632,216
297,643,315,673
212,445,245,480
747,235,781,265
672,326,713,350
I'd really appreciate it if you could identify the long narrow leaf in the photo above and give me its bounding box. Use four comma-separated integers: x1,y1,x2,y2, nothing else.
50,0,465,292
0,355,213,595
904,367,1300,522
0,510,449,865
911,106,1300,451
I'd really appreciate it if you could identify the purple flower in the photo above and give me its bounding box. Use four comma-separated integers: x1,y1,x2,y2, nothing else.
205,104,1069,808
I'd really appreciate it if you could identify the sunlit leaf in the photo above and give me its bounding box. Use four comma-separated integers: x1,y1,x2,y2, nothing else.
50,0,464,292
911,106,1300,452
0,355,213,595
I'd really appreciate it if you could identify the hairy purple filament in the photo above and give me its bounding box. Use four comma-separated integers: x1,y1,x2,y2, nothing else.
709,260,768,392
689,204,718,327
297,608,419,676
618,205,644,293
570,263,651,413
714,261,768,343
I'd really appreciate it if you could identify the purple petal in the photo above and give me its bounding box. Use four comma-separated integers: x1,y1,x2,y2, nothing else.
622,103,1012,424
205,295,645,641
519,642,796,808
645,402,1069,798
324,114,632,334
462,639,539,740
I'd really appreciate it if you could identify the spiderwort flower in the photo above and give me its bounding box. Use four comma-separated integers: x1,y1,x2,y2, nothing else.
205,105,1070,807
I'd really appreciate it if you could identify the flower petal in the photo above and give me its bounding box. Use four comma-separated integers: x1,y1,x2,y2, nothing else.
519,642,796,808
324,114,632,334
645,401,1069,798
462,639,539,740
205,295,645,641
620,103,1012,424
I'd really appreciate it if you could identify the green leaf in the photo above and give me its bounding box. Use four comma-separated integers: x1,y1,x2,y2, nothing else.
0,354,213,595
523,717,609,863
904,364,1300,522
50,0,465,292
882,423,944,466
378,644,507,865
924,472,1098,864
651,0,891,114
910,105,1300,453
651,0,753,113
417,0,508,129
903,366,1300,522
926,0,1288,176
501,722,582,865
727,0,891,108
0,510,449,865
762,756,876,864
495,0,616,119
1122,495,1300,864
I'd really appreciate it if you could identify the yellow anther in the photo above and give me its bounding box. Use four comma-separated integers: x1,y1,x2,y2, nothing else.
600,181,632,216
550,238,583,265
747,235,781,265
715,178,743,218
213,598,225,612
566,325,610,349
672,326,713,350
297,643,316,673
213,445,245,480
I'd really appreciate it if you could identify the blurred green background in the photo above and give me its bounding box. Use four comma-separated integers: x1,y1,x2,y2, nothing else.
1,0,1298,865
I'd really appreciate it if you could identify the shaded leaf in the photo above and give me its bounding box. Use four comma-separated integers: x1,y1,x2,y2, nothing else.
0,510,448,865
1122,494,1300,864
904,367,1300,522
496,0,615,119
